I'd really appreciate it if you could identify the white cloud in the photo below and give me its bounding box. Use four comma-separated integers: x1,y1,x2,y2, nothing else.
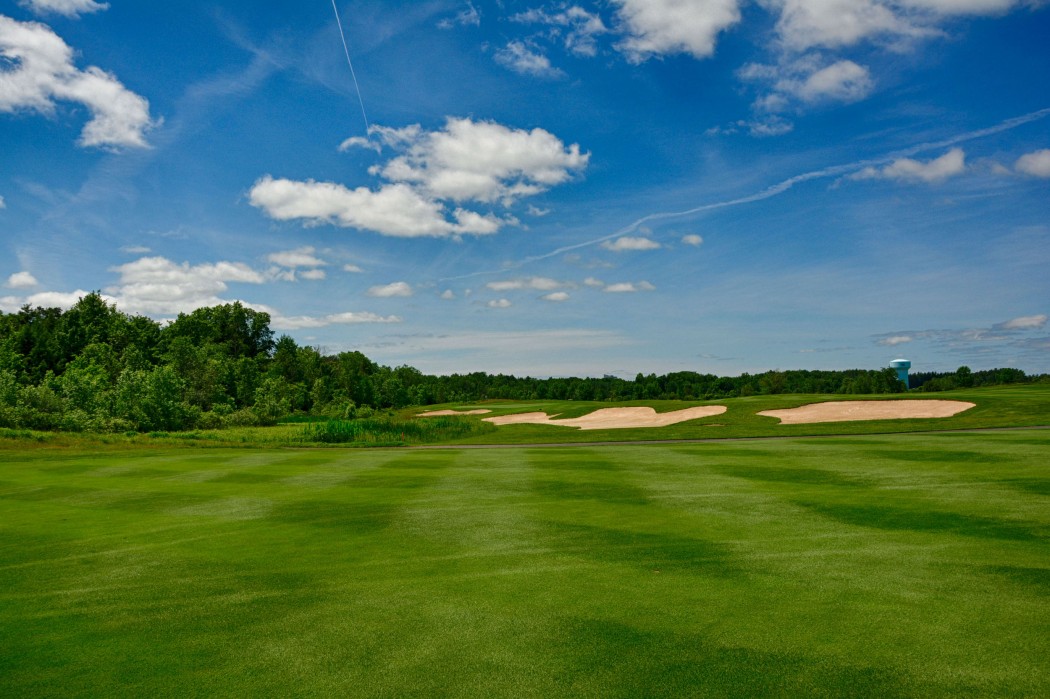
746,57,874,111
1015,149,1050,178
438,2,481,29
6,271,39,288
771,0,1022,52
106,256,264,315
267,268,296,283
26,289,108,309
613,0,742,62
338,135,381,154
377,117,588,204
604,281,656,293
681,234,703,246
249,177,503,238
789,60,873,103
495,41,565,78
542,291,570,302
0,16,156,149
512,6,609,56
440,289,455,299
995,314,1047,330
851,147,966,183
267,246,328,268
772,0,921,51
486,276,567,292
252,117,587,238
2,253,403,328
488,298,512,308
120,245,151,254
747,117,794,136
601,236,662,252
878,335,913,346
583,277,605,287
299,269,326,281
0,194,5,209
271,311,401,330
342,263,364,273
367,281,413,297
18,0,108,18
740,0,1029,123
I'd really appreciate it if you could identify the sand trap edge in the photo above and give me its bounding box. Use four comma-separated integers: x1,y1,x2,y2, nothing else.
757,400,976,425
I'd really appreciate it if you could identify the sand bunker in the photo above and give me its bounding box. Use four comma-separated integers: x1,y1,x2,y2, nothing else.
483,406,727,430
416,409,493,417
758,400,975,425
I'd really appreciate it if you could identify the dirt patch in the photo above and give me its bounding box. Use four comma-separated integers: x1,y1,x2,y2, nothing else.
484,406,727,430
416,409,493,417
758,400,975,425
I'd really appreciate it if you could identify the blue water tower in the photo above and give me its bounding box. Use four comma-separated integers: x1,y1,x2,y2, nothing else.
889,358,911,389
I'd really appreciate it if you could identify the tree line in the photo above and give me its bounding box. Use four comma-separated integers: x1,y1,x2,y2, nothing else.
0,293,1040,432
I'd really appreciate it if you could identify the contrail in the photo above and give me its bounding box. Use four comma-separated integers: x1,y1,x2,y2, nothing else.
330,0,370,135
441,107,1050,281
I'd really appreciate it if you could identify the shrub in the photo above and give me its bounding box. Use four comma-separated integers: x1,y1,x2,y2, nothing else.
224,408,262,428
302,415,495,445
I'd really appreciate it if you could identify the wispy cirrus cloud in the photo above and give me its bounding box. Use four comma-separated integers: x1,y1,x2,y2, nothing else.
873,314,1048,354
994,314,1047,331
511,5,609,57
270,311,401,330
437,2,480,29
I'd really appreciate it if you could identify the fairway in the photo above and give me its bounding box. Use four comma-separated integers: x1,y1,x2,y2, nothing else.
2,432,1048,697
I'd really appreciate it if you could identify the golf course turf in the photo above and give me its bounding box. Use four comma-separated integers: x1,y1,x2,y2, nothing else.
1,424,1048,696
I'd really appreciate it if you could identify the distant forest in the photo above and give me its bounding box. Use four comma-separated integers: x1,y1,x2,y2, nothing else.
0,293,1041,432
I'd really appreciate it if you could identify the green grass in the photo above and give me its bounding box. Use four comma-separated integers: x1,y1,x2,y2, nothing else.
429,384,1050,444
1,430,1047,696
1,384,1046,449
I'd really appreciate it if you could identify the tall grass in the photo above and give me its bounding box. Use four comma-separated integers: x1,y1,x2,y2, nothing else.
301,415,496,445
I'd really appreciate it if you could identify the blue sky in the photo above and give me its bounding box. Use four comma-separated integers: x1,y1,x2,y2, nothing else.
1,0,1048,377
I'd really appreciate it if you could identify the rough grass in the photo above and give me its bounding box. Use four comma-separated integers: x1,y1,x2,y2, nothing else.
1,430,1047,696
302,415,497,445
0,384,1046,449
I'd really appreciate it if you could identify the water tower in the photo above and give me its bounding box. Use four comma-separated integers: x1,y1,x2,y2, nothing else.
889,358,911,389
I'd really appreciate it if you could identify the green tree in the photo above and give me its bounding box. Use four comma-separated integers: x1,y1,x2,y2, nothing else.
253,377,293,425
